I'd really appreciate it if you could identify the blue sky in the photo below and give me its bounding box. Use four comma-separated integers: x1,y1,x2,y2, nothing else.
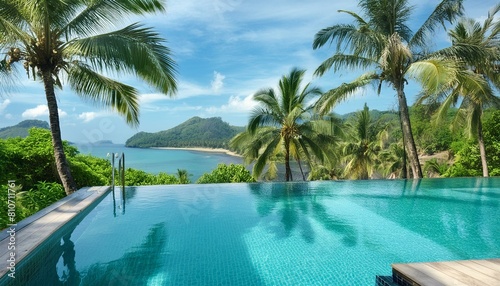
0,0,498,144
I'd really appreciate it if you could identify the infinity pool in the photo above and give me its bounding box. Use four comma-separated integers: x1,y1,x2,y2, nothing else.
3,178,500,285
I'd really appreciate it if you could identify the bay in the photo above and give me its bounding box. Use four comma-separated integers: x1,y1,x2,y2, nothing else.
74,143,243,181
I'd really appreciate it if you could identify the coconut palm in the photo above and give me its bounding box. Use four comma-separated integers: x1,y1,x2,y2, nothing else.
230,68,338,181
341,104,381,179
422,4,500,177
312,0,465,178
0,0,177,194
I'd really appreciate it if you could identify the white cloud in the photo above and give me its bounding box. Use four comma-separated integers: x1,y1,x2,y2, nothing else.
5,114,12,119
78,112,98,123
139,74,228,103
139,93,171,104
77,111,114,122
211,71,226,93
206,93,257,114
22,105,67,119
0,99,10,114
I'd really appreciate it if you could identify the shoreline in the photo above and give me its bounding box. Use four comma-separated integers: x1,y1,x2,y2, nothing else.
151,147,243,157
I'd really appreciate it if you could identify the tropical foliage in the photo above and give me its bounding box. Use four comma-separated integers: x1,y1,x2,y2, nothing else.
196,164,255,184
312,0,465,178
0,0,177,195
341,104,382,179
0,128,190,229
419,4,500,177
231,68,340,181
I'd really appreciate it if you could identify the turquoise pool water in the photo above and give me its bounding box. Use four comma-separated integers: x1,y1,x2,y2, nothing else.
3,178,500,285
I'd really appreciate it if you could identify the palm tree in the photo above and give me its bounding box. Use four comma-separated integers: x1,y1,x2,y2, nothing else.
312,0,464,178
0,0,177,194
341,104,381,179
379,142,405,179
176,169,191,184
230,68,338,181
422,4,500,177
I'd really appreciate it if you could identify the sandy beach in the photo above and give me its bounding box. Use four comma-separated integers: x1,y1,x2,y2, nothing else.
152,147,243,157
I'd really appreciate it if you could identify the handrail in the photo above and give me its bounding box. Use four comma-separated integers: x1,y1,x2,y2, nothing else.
108,152,126,216
108,152,125,188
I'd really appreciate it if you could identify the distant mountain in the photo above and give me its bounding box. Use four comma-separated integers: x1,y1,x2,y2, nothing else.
125,117,245,148
0,120,50,138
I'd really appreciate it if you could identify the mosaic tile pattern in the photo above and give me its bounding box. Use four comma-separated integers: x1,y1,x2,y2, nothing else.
375,275,399,286
1,178,500,285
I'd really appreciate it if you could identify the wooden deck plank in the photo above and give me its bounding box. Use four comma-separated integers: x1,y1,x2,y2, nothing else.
485,259,500,266
426,261,499,285
392,263,454,286
392,259,500,286
457,260,500,281
472,259,500,271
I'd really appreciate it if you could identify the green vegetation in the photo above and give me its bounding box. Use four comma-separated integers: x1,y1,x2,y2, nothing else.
0,120,49,139
0,182,65,228
0,0,177,195
126,117,244,149
341,104,382,180
0,128,193,229
0,0,498,228
0,127,257,229
197,164,255,184
313,0,466,178
231,68,340,181
421,6,500,177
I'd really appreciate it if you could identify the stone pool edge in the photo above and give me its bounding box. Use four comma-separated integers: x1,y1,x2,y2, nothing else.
0,186,110,279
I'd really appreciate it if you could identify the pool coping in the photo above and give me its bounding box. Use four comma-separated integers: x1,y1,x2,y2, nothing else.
0,186,110,279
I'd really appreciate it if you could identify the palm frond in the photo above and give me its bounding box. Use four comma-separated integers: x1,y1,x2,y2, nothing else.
407,57,459,95
253,136,282,179
248,109,282,134
313,21,384,59
433,89,460,125
68,64,140,126
410,0,464,48
313,24,358,50
484,3,500,39
19,0,81,32
0,3,32,46
314,54,376,76
67,23,177,95
253,88,281,114
62,0,165,37
316,72,378,115
359,0,413,41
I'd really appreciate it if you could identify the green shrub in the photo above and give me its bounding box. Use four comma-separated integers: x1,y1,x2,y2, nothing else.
124,169,179,186
70,155,111,187
197,164,255,184
0,181,65,229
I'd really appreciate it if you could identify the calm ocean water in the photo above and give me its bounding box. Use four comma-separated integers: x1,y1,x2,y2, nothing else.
74,143,243,181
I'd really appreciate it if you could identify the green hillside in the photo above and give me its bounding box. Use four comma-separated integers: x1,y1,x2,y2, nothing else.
0,120,49,138
125,117,245,148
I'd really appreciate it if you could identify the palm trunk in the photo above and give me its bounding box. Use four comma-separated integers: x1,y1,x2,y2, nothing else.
42,69,78,195
477,120,489,177
284,140,292,181
401,136,407,179
396,85,423,178
296,158,306,181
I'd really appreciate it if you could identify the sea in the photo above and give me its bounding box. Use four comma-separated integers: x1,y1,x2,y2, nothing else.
74,143,243,182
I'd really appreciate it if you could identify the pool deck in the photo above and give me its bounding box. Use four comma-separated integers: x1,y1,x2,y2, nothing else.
392,259,500,285
0,186,110,278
